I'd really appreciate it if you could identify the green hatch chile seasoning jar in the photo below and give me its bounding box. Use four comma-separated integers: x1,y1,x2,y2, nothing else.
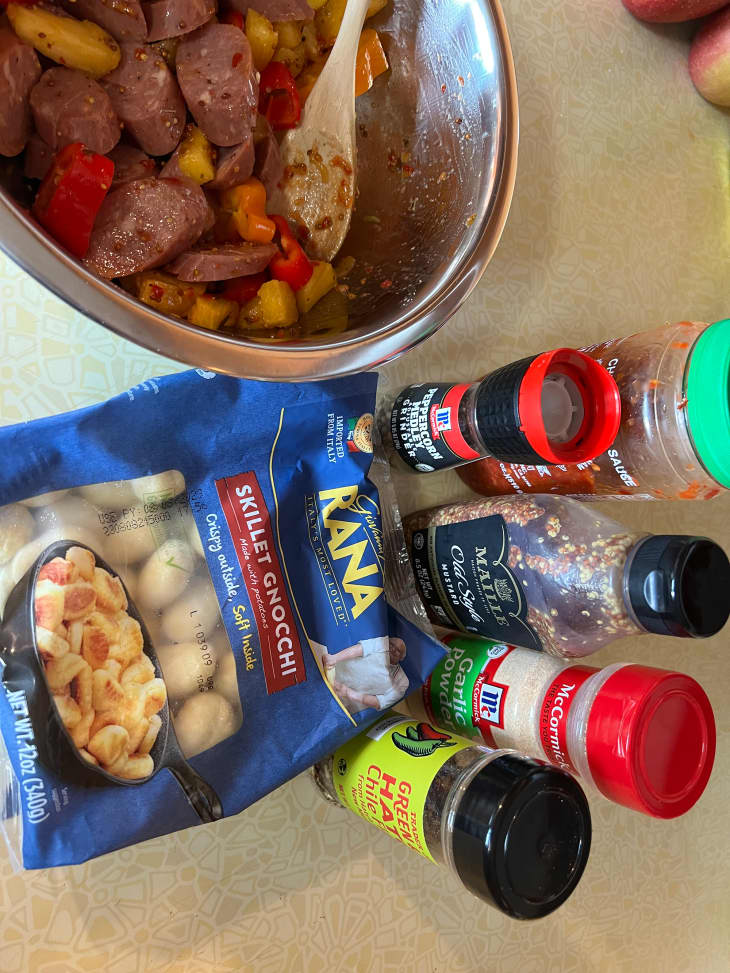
313,714,592,919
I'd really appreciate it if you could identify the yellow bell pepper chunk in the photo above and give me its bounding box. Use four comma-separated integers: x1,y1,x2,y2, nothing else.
245,9,278,72
188,295,238,331
7,4,120,78
296,261,336,314
177,126,216,185
259,280,299,327
355,29,389,97
220,178,276,244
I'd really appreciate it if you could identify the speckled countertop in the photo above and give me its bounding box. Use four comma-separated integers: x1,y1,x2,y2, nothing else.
1,1,729,970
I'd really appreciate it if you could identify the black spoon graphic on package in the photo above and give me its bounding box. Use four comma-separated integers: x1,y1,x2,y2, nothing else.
0,540,223,823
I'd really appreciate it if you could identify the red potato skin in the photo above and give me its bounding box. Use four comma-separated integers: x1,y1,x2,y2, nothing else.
689,6,730,105
622,0,727,22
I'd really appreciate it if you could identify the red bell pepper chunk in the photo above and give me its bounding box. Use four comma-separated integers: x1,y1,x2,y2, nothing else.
269,215,313,290
258,62,301,131
221,272,268,304
33,142,114,259
220,9,244,29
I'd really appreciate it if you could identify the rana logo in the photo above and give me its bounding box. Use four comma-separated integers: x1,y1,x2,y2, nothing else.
318,485,384,619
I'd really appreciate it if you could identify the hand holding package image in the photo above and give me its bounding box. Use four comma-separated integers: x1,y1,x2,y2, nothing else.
0,370,444,868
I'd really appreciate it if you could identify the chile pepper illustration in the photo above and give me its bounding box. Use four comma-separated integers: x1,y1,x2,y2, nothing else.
392,724,457,757
416,723,452,742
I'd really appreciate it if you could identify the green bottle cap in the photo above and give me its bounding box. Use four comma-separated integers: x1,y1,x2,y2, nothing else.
686,319,730,489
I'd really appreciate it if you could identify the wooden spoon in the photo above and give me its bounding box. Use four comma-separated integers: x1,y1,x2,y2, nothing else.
274,0,370,262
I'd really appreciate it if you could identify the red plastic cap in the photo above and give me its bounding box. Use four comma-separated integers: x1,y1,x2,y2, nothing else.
517,348,621,464
585,665,716,819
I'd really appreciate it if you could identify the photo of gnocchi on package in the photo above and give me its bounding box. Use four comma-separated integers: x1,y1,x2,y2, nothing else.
0,370,444,869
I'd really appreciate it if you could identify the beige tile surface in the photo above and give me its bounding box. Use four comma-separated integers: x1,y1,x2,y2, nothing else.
1,0,729,970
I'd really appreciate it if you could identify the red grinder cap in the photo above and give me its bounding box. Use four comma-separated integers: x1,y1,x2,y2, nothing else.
475,349,621,465
585,665,716,819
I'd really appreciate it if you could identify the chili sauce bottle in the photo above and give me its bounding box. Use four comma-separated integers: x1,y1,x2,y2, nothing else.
384,348,620,473
403,634,716,818
313,714,591,919
458,319,730,499
403,494,730,657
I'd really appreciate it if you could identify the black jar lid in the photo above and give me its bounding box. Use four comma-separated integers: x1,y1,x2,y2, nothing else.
451,755,591,920
625,535,730,638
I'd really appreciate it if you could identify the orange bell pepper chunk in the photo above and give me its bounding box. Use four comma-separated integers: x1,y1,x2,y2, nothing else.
355,28,388,98
220,177,276,244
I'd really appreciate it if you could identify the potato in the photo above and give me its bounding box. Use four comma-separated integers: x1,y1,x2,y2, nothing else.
366,0,389,18
315,0,388,47
177,125,216,185
301,22,321,61
246,9,278,71
315,0,346,47
134,272,201,317
306,0,328,10
7,4,121,77
296,261,336,314
188,295,238,331
272,42,307,78
622,0,726,22
237,295,266,330
259,280,299,327
274,20,303,49
689,7,730,105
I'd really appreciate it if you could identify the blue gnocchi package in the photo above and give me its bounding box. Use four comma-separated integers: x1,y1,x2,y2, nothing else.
0,369,443,869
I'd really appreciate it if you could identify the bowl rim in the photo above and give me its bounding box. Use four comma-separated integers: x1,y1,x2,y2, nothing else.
0,0,518,381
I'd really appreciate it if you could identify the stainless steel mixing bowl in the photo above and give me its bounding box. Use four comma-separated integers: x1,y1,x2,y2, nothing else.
0,0,517,380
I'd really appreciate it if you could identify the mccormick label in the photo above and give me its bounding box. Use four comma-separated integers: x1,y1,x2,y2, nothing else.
537,666,594,772
333,716,472,862
410,515,542,650
216,471,306,695
422,638,516,747
390,383,480,472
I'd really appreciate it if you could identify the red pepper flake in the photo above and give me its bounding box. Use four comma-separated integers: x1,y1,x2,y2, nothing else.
380,279,392,289
457,75,464,86
149,284,165,302
315,216,333,230
331,155,353,175
671,341,689,349
677,396,689,411
402,164,414,177
232,52,243,68
441,83,447,93
648,379,660,389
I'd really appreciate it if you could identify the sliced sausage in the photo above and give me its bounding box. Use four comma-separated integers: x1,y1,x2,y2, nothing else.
143,0,215,42
103,42,186,156
30,67,121,156
0,28,42,158
176,22,257,147
167,242,277,281
109,143,159,185
207,135,254,191
158,145,184,180
84,177,210,278
253,119,283,197
223,0,313,21
24,135,54,181
59,0,148,41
